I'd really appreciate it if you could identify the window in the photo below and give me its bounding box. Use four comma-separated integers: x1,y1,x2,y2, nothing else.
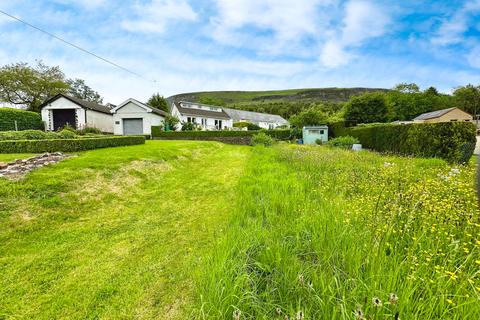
187,117,196,123
309,129,320,134
201,118,207,127
115,121,120,125
269,123,274,129
215,120,223,129
320,130,324,134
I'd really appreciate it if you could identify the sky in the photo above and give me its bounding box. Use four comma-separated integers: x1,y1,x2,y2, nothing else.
0,0,479,104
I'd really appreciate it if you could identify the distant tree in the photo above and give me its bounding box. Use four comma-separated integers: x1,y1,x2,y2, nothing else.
345,92,389,124
453,84,480,118
0,61,69,112
198,96,226,106
393,83,420,94
424,86,439,96
147,93,169,112
289,108,327,128
67,78,103,104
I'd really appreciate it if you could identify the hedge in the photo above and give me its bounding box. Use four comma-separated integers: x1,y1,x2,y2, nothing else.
342,122,476,163
0,136,145,153
0,108,44,131
151,128,293,140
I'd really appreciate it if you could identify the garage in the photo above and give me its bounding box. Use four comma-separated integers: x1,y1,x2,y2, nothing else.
52,109,76,130
123,118,143,135
112,99,167,136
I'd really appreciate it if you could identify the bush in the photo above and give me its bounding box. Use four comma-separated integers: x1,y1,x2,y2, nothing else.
247,123,261,131
61,124,77,133
181,122,200,131
327,136,359,149
58,129,77,139
342,122,476,163
0,130,52,140
251,132,275,146
0,108,44,131
0,136,145,153
77,127,103,135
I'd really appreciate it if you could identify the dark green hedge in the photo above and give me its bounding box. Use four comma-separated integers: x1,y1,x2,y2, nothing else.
343,122,476,163
151,128,293,140
0,136,145,153
0,108,44,131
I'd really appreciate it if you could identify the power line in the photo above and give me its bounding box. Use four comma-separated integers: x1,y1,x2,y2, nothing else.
0,9,157,83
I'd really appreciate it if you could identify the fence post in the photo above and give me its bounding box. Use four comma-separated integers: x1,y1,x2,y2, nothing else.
14,120,18,131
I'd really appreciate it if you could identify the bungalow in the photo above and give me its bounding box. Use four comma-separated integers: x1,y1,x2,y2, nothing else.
413,107,473,123
223,108,289,129
170,101,233,130
111,98,168,135
40,93,113,133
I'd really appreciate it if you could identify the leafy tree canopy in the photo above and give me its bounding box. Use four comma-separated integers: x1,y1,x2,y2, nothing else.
345,92,389,124
0,61,69,112
453,84,480,116
289,107,327,128
147,93,169,112
67,78,103,104
393,83,420,94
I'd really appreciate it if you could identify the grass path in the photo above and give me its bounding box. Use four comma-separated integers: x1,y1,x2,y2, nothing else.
0,141,249,319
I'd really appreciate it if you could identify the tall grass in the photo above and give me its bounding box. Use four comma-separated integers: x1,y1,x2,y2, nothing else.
193,145,479,319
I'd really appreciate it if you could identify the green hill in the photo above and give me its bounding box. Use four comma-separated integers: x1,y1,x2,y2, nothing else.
169,87,388,119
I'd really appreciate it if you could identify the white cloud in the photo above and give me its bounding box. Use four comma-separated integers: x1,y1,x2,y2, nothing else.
431,0,480,46
210,0,333,47
121,0,197,34
467,45,480,69
320,0,390,68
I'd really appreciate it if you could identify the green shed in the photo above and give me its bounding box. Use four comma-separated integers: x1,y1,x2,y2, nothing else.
302,126,328,145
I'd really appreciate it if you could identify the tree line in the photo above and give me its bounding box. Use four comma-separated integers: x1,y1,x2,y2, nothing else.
0,61,169,113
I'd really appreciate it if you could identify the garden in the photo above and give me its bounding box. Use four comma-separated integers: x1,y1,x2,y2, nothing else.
0,140,478,319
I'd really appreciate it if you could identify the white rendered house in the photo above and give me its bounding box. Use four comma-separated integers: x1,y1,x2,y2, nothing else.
170,101,233,130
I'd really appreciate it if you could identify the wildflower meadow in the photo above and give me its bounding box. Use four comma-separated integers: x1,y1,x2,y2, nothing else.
193,144,480,319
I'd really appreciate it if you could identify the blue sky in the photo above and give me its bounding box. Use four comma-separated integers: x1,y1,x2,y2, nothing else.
0,0,479,103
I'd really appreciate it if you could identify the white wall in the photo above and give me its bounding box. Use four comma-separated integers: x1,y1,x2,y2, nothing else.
86,110,114,133
41,97,85,131
113,101,165,135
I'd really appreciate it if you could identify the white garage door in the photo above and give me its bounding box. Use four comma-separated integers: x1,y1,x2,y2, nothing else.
123,118,143,135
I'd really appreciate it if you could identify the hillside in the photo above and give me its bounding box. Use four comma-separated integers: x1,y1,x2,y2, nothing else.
168,87,388,119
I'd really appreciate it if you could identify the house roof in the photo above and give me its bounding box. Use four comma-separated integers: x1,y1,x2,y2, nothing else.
113,98,168,117
223,108,289,124
174,101,231,119
40,93,112,115
413,107,467,121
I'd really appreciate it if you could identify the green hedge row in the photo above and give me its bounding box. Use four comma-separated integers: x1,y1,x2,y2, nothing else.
343,122,476,163
0,108,44,131
0,136,145,153
151,128,293,140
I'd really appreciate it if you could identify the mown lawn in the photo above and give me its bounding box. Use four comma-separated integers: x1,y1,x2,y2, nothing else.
1,141,479,319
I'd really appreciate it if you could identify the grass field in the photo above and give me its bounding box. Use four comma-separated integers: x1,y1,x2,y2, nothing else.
1,141,479,319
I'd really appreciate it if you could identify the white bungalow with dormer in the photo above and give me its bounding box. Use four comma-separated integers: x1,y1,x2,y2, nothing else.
170,101,233,130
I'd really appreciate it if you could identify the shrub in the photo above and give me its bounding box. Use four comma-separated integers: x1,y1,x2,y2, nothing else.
233,121,249,128
181,122,199,131
0,108,44,131
58,129,78,139
61,124,77,133
0,130,51,141
247,123,261,131
0,136,145,153
251,132,275,146
77,127,103,135
327,136,359,149
315,138,323,145
342,122,476,163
